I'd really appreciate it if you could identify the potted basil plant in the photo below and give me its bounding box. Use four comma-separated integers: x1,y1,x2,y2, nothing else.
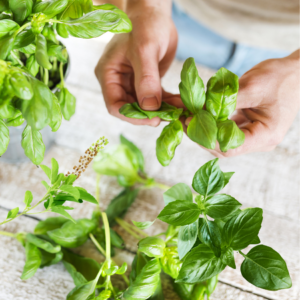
0,0,132,165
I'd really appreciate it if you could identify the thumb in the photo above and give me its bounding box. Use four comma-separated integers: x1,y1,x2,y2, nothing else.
130,45,162,111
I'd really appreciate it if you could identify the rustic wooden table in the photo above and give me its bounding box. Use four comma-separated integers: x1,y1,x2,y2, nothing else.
0,36,299,300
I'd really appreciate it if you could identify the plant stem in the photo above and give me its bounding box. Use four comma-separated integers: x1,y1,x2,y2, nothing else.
102,212,111,289
115,218,144,240
14,22,31,36
89,233,106,257
126,221,148,237
43,68,49,86
0,231,16,238
59,62,65,87
154,182,172,191
238,250,246,258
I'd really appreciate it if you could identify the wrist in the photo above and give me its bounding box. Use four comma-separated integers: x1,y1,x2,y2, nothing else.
126,0,172,18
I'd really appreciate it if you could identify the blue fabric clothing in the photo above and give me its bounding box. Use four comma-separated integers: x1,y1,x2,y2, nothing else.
172,3,290,76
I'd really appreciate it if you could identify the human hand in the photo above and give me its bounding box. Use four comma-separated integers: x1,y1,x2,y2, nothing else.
185,50,300,157
95,0,179,127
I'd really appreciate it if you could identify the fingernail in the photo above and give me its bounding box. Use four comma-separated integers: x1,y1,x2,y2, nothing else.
141,96,159,110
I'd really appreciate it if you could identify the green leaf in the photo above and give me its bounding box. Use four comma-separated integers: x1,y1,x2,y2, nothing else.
156,120,183,167
34,217,69,234
0,0,9,12
160,246,182,279
6,207,19,219
0,118,9,155
40,249,63,267
206,67,239,121
5,111,25,127
40,164,51,180
204,194,241,219
179,57,205,114
116,262,127,275
35,33,52,70
51,206,76,223
21,125,45,165
187,110,218,149
119,103,147,119
21,242,42,280
241,245,292,291
192,158,225,197
105,188,138,224
59,185,80,200
19,43,36,54
251,236,261,245
0,19,19,38
56,87,76,121
110,228,124,249
217,119,245,152
26,233,61,253
48,218,97,248
223,171,234,187
9,0,33,24
9,71,33,100
138,237,165,258
163,183,193,206
33,0,68,18
13,29,35,49
132,220,155,230
177,244,225,283
223,208,263,250
0,32,14,59
47,42,68,62
59,0,93,20
123,258,161,300
157,200,201,226
198,218,222,257
50,157,59,184
25,54,39,76
63,261,88,286
104,265,118,276
178,220,198,260
221,247,236,269
120,134,144,172
76,187,97,204
24,190,33,208
65,174,77,185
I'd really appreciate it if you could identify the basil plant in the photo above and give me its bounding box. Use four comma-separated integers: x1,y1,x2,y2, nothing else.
120,58,245,166
0,0,132,164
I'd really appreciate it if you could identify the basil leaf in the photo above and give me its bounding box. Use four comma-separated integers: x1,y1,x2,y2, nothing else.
26,54,39,76
10,71,33,100
35,34,52,70
157,200,201,226
59,0,93,20
59,185,80,200
132,220,155,230
39,164,51,180
116,262,127,275
206,67,239,121
40,249,63,267
119,103,147,119
241,245,292,291
123,258,161,300
13,29,35,49
93,4,132,33
0,32,15,59
192,158,224,197
21,242,42,280
251,235,261,245
163,183,193,206
178,220,198,260
50,157,59,184
63,261,88,286
33,0,68,18
47,42,68,63
176,244,226,283
0,118,9,155
0,19,19,38
26,233,61,253
9,0,33,24
105,188,138,224
179,57,205,114
120,134,145,172
76,187,98,204
5,111,25,127
34,217,68,234
24,190,33,208
204,194,241,219
0,0,9,12
187,110,218,149
198,218,222,257
51,206,76,223
223,171,234,187
6,207,19,219
21,125,45,165
138,237,165,258
160,246,182,279
48,218,97,248
221,247,236,269
156,120,183,166
223,208,263,250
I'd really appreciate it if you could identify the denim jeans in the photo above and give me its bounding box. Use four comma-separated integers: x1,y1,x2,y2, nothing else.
172,3,289,76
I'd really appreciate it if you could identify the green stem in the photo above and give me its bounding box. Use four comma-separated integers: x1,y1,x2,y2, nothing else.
127,221,148,237
238,250,246,258
115,218,144,240
59,62,65,87
10,51,24,66
43,68,49,86
14,22,31,36
89,233,106,257
0,231,16,238
109,281,117,297
154,182,172,191
102,212,111,289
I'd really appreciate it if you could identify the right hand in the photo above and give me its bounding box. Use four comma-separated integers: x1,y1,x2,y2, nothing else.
95,2,179,127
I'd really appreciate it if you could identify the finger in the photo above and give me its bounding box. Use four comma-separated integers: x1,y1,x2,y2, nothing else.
162,89,185,108
129,44,162,111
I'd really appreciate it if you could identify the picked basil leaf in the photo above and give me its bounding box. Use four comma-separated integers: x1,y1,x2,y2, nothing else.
63,261,88,286
34,217,68,234
138,237,165,258
217,119,245,152
178,220,198,260
26,233,61,253
21,242,42,280
40,249,63,267
223,208,263,250
163,183,193,206
157,200,201,226
119,103,147,119
179,57,205,114
241,245,292,291
187,110,218,149
156,120,183,166
206,67,239,121
176,244,226,283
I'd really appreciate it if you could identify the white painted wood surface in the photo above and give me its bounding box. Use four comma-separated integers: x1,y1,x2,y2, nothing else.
0,36,299,300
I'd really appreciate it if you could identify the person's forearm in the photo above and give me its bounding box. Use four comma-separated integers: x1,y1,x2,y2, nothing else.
126,0,172,17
